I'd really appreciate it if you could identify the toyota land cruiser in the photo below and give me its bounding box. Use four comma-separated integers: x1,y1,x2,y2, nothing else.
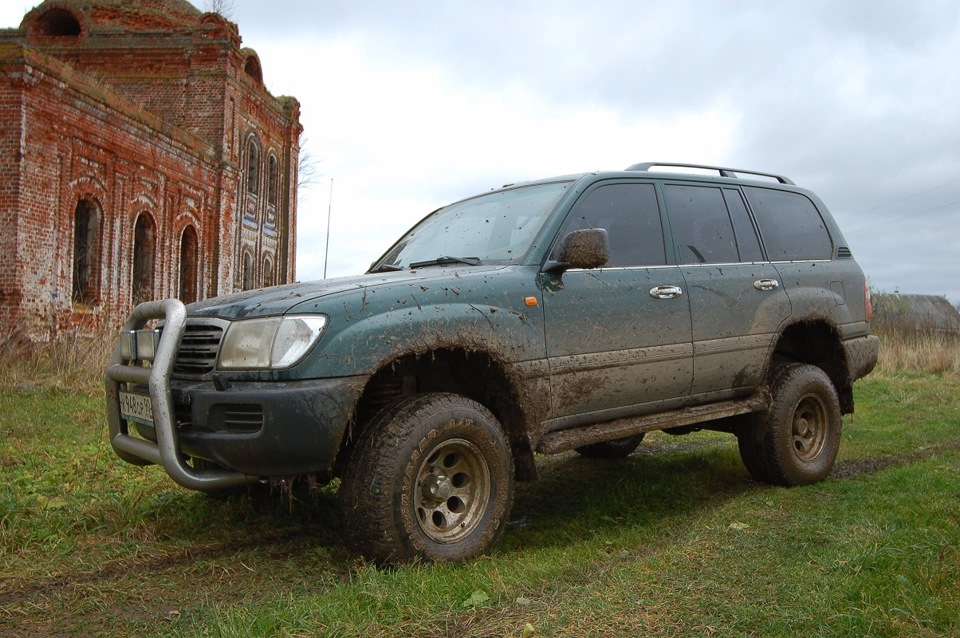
105,162,880,563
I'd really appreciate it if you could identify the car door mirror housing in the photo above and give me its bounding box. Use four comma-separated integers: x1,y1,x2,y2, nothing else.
545,228,610,272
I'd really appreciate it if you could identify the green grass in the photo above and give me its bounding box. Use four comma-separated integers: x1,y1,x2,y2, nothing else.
1,373,959,637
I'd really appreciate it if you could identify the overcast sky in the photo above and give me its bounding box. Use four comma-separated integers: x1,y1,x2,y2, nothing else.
5,1,959,302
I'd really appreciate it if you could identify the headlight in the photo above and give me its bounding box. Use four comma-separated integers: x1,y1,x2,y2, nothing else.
218,315,328,370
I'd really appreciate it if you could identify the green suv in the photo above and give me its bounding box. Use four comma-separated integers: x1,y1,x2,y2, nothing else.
105,162,880,563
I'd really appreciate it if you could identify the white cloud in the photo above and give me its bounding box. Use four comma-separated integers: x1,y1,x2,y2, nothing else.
242,1,960,300
257,33,740,279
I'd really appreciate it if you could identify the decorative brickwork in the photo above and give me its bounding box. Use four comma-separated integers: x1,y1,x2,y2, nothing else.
0,0,301,339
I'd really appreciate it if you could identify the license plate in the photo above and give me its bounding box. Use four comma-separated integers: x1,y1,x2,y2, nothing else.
119,391,154,426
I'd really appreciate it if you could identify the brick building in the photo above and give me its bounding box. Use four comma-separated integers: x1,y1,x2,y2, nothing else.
0,0,301,339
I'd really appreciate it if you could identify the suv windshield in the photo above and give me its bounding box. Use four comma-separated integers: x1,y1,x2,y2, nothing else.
371,181,571,271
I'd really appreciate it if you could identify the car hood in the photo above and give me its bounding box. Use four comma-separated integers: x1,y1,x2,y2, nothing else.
186,266,508,319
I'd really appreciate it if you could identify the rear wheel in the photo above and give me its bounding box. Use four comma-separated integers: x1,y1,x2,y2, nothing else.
576,433,645,459
340,393,514,563
738,363,842,486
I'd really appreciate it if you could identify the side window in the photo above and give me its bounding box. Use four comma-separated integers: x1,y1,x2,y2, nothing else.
743,187,832,260
72,199,100,304
263,255,274,287
242,250,254,291
267,154,279,206
132,213,156,305
179,225,199,304
246,137,260,195
723,189,763,262
555,183,665,267
664,185,739,264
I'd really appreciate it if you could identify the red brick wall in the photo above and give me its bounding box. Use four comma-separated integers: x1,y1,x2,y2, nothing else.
0,4,301,340
0,49,24,326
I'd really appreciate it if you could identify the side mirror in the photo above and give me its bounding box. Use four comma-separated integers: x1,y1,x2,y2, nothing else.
545,228,610,273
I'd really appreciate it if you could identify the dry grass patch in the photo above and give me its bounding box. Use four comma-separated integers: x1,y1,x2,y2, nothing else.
875,329,960,376
0,322,114,393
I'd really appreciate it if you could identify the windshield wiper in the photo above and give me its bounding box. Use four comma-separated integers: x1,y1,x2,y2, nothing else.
409,256,482,269
369,263,404,273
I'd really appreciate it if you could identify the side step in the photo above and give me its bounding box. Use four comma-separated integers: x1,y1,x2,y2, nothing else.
536,390,771,455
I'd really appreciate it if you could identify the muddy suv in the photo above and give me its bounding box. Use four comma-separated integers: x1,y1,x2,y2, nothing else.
105,162,879,563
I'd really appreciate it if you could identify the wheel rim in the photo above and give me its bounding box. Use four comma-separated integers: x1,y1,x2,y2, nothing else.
414,437,491,544
792,393,829,462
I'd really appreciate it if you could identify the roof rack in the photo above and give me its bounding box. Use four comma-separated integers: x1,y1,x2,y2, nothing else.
625,162,795,185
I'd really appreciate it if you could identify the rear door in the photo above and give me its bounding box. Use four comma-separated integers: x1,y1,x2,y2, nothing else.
742,186,844,321
541,181,693,429
663,183,790,400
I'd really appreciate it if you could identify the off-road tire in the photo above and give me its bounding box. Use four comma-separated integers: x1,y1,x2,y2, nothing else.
737,363,842,486
340,392,514,564
576,433,645,459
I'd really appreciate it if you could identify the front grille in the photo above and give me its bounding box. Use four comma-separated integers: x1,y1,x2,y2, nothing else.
173,319,229,376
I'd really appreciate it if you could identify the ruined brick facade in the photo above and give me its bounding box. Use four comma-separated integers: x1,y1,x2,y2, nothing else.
0,0,301,339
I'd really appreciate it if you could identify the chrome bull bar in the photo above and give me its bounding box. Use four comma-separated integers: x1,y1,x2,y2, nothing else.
104,299,255,492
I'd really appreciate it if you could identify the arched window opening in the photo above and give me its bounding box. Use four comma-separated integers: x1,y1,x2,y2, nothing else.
263,256,274,288
72,199,100,305
132,213,156,306
179,226,199,304
244,55,263,84
35,9,82,36
267,154,279,205
246,137,260,195
242,251,254,291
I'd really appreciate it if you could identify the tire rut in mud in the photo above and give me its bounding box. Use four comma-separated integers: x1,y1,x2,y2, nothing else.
0,526,335,608
830,438,960,479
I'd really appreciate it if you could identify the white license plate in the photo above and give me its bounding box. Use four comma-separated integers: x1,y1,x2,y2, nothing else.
119,391,154,426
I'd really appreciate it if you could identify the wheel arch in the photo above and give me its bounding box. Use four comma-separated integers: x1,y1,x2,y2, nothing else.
771,319,854,413
340,346,540,481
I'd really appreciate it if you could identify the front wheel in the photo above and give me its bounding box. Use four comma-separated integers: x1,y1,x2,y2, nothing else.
340,393,514,563
737,363,842,486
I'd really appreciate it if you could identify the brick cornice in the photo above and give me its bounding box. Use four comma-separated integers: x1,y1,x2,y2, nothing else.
3,43,216,161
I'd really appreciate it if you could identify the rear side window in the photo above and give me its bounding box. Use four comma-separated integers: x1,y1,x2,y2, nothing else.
556,183,666,267
743,187,833,260
722,189,764,262
664,185,740,264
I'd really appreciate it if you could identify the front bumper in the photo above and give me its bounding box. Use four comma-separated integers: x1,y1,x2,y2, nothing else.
161,376,366,477
104,300,366,491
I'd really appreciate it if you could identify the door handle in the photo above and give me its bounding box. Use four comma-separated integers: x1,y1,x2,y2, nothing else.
649,285,683,299
754,278,780,291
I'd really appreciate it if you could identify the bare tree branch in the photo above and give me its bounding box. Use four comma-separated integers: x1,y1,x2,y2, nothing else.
205,0,234,19
298,135,322,189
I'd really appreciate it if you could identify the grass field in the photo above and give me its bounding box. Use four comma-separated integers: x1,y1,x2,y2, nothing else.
1,335,959,636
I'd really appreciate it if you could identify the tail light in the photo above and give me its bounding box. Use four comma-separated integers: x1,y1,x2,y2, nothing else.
864,282,873,323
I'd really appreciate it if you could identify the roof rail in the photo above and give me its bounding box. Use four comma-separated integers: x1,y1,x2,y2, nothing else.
625,162,795,185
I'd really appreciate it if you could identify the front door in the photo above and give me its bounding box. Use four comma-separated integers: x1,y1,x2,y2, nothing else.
541,181,693,430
